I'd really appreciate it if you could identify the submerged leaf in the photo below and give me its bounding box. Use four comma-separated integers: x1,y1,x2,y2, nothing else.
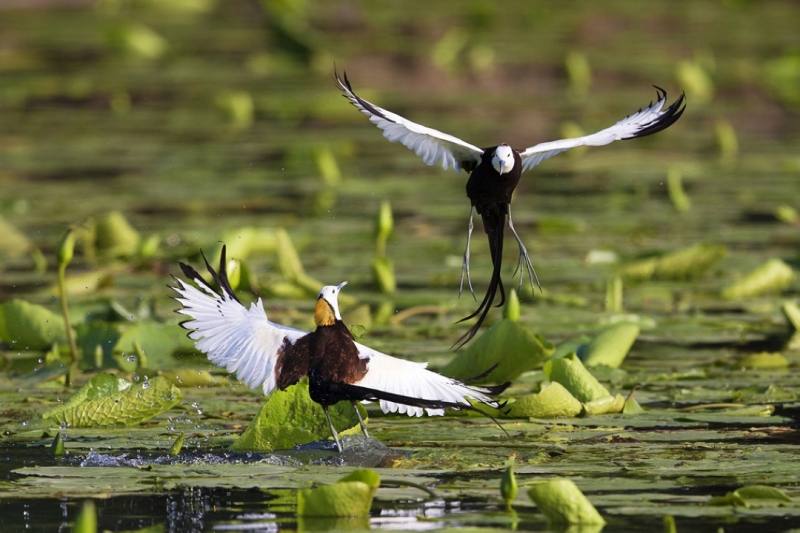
581,323,640,369
0,299,71,351
441,320,554,383
506,382,582,419
527,478,606,525
230,381,362,452
544,353,610,403
722,258,795,300
42,374,181,427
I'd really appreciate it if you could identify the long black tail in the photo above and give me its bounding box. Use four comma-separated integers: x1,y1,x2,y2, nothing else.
454,205,506,349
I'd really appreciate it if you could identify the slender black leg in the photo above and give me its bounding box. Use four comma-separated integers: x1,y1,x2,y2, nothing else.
507,204,541,294
323,405,343,453
351,401,370,439
459,206,477,301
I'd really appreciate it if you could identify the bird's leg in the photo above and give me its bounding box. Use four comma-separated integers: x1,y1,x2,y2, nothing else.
459,206,477,301
323,405,343,453
351,400,370,439
507,204,541,295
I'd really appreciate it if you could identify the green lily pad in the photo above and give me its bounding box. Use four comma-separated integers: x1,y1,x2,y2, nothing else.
441,319,555,384
506,382,582,419
113,322,191,371
583,394,625,416
722,258,796,300
41,374,182,428
297,469,380,517
544,353,610,403
622,243,728,281
581,323,640,369
734,352,789,369
230,381,363,452
709,485,792,507
623,396,646,414
527,478,606,525
0,299,71,351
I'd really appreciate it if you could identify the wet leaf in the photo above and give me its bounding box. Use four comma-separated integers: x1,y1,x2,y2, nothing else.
501,466,518,506
441,320,554,383
527,478,606,525
709,485,792,507
544,353,610,403
0,299,71,351
51,432,65,456
581,322,639,369
41,374,181,428
297,469,379,517
169,433,185,456
230,381,361,452
506,382,582,419
722,258,795,300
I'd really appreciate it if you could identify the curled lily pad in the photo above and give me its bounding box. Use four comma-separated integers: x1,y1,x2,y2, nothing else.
622,243,728,281
583,394,625,416
581,323,640,369
93,211,141,258
734,352,789,369
506,382,582,419
297,469,380,517
442,320,554,384
722,258,795,300
42,374,181,428
527,478,606,526
230,381,362,452
0,299,71,351
708,485,792,507
544,353,610,403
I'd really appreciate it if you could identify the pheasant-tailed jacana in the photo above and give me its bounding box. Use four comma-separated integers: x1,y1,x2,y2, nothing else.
335,71,686,347
172,246,509,452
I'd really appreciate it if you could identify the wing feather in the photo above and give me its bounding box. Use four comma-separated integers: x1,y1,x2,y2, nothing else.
336,70,483,172
172,249,309,396
353,343,505,417
519,87,686,172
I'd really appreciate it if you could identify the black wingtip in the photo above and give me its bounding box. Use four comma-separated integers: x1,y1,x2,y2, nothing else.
627,88,687,139
204,245,241,304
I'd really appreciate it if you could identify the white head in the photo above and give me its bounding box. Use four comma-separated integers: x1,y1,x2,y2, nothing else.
491,144,515,175
314,281,347,326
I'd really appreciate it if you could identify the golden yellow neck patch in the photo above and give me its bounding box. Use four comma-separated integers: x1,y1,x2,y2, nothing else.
314,298,335,326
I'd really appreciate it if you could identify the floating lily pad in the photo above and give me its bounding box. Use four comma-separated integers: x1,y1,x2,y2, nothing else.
622,243,728,281
230,381,363,452
441,320,554,384
581,322,640,369
544,353,610,403
297,469,380,517
0,299,71,351
708,485,792,507
506,382,582,419
722,258,796,300
527,478,606,525
41,374,181,428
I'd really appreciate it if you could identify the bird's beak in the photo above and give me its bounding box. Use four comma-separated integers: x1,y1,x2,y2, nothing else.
336,281,348,292
498,160,506,174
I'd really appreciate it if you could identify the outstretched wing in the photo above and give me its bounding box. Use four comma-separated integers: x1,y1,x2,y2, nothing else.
172,247,309,396
336,70,484,173
352,343,508,417
519,87,686,172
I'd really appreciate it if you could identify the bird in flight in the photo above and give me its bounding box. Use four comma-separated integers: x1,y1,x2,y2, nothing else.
172,246,509,453
335,70,686,347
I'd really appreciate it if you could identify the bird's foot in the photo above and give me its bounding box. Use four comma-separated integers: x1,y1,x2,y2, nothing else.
459,251,477,301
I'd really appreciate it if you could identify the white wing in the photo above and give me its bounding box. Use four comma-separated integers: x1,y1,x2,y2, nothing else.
172,268,308,396
336,70,484,173
519,88,686,172
353,343,503,417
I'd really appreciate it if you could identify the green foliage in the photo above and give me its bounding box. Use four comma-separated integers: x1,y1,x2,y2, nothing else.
500,466,518,507
506,382,582,419
622,243,728,281
667,167,691,212
441,320,554,384
106,24,167,59
581,322,640,369
544,353,610,403
583,394,625,415
734,352,789,370
0,215,32,258
51,432,65,456
42,374,182,428
722,258,796,299
216,91,254,128
0,299,71,351
230,381,362,452
74,500,97,533
169,433,185,456
91,211,141,258
527,478,606,525
297,469,380,517
708,485,792,507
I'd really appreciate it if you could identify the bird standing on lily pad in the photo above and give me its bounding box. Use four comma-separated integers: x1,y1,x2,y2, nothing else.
336,70,686,346
172,246,509,452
